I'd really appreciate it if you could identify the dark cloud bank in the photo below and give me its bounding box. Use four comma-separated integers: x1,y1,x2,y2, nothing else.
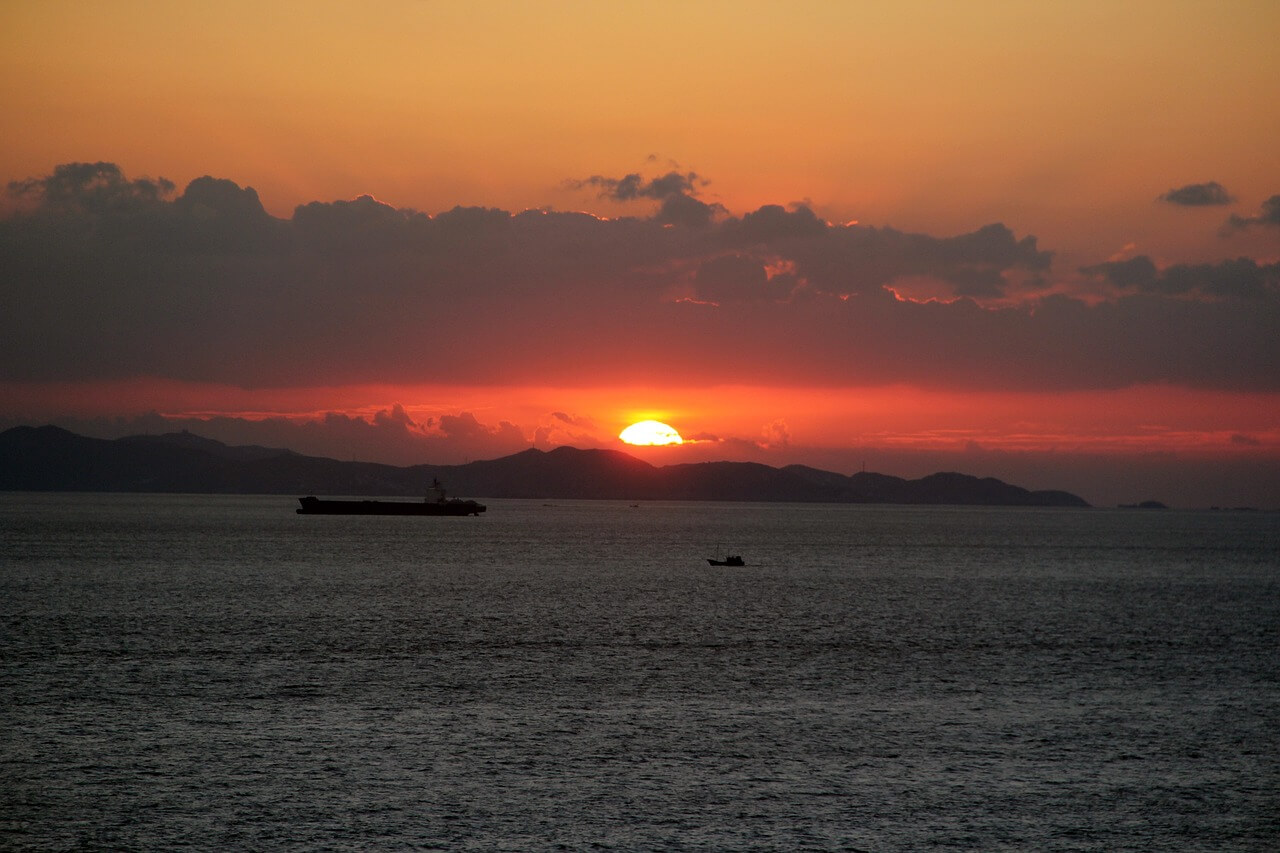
3,161,1278,393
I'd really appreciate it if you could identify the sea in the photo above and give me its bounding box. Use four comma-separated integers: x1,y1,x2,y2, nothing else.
1,493,1277,851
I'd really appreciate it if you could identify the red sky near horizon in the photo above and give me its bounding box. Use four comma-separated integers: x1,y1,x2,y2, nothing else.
1,1,1278,508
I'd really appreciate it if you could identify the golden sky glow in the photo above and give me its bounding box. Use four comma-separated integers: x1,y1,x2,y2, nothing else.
1,1,1278,508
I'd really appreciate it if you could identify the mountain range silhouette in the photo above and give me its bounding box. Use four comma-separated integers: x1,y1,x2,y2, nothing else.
0,425,1090,507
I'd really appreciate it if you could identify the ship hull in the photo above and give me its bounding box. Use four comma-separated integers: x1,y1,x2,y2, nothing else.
296,496,485,516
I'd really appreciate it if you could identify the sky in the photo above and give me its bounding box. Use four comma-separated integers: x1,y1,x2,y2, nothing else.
2,0,1278,509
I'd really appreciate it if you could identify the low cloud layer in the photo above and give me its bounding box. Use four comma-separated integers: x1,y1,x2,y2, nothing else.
1080,256,1280,300
3,162,1278,393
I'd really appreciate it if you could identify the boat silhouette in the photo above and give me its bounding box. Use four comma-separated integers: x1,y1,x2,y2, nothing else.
296,479,485,516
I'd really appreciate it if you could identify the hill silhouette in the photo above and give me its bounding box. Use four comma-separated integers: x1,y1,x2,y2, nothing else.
0,425,1090,507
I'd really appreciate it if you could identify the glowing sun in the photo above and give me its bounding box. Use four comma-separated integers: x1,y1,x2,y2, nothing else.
619,420,684,446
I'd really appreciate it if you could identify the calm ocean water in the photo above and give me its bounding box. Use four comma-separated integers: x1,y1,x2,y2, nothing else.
2,493,1277,851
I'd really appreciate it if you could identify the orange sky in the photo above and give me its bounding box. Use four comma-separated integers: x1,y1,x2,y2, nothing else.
5,376,1277,459
4,1,1278,261
1,1,1278,508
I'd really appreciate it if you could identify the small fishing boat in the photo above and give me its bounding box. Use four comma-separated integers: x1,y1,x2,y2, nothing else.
707,551,745,567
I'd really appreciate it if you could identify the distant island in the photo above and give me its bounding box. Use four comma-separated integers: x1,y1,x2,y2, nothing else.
0,425,1090,507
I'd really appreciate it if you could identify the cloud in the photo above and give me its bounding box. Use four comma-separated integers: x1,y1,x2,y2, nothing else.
1079,256,1158,288
778,221,1051,301
569,169,725,228
1224,194,1280,232
7,161,174,214
294,194,423,251
760,420,791,448
694,254,770,302
3,161,1278,394
1081,255,1279,300
732,204,828,242
655,192,720,228
325,408,526,463
533,411,602,449
373,403,418,428
171,176,286,252
1158,181,1234,206
570,170,702,202
178,176,271,222
435,411,516,441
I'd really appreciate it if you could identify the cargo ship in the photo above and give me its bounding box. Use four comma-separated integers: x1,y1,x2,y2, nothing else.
296,480,485,516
